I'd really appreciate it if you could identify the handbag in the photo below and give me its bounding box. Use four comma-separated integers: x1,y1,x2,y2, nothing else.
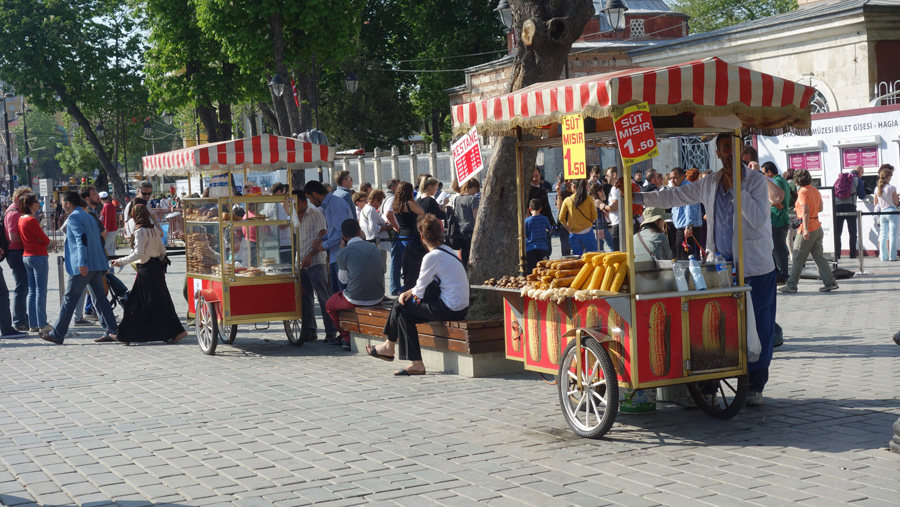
790,218,802,229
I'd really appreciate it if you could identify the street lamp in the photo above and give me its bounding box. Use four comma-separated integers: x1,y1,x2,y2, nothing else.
269,74,285,98
344,71,359,94
602,0,629,36
95,122,105,139
1,91,14,180
143,121,153,137
494,0,513,31
162,111,174,126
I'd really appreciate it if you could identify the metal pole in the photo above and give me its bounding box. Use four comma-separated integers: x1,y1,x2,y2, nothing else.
2,95,12,180
21,98,30,186
857,210,866,274
515,128,526,275
312,54,320,131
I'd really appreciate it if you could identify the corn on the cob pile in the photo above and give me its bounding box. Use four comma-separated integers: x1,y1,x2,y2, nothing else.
516,251,632,302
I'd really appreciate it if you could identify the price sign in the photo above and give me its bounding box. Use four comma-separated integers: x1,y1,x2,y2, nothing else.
613,101,659,166
562,114,586,180
451,126,484,186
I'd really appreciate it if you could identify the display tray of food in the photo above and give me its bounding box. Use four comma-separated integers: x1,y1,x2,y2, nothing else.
261,264,292,275
235,267,266,277
184,207,227,222
483,252,630,304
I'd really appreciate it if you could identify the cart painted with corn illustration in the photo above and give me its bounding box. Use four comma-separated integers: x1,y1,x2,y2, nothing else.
456,57,815,438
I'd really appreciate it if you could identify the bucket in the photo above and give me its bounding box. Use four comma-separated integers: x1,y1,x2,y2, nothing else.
656,384,689,403
620,388,657,414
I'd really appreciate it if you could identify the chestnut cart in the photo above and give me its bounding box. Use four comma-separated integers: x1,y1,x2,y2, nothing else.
454,57,815,438
143,135,336,355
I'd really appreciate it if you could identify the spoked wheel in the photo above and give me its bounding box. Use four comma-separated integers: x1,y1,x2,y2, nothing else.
557,338,618,439
686,375,748,419
196,297,219,355
220,323,238,344
284,320,303,346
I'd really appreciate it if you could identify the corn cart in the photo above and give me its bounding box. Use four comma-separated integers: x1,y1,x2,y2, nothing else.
455,57,814,438
143,134,336,355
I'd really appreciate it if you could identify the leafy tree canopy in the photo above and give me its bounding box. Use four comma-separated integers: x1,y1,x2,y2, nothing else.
668,0,798,34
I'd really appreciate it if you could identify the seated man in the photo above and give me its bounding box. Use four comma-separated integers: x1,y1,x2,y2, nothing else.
325,219,386,351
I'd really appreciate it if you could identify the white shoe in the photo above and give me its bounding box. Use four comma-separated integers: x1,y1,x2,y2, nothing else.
746,391,763,407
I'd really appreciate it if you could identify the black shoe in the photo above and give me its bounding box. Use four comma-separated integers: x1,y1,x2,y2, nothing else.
892,331,900,347
323,335,341,346
819,284,839,292
15,324,30,332
773,339,784,348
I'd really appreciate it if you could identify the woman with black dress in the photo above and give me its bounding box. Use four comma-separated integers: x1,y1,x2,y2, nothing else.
415,176,445,220
394,182,426,291
110,204,187,345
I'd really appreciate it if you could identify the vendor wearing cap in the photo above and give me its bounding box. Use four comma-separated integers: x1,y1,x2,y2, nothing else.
99,191,119,255
633,207,673,263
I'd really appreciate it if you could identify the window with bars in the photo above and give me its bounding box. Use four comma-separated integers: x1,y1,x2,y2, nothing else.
679,136,710,172
630,19,645,37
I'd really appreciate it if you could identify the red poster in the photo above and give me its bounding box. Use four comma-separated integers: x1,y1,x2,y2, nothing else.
789,152,822,172
686,296,741,372
634,299,684,383
451,127,484,186
842,147,878,169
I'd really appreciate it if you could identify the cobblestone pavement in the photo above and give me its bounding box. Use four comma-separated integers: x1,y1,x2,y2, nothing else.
1,253,899,506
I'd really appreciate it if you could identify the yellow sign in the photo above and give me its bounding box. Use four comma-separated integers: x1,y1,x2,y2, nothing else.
562,114,587,180
613,102,659,167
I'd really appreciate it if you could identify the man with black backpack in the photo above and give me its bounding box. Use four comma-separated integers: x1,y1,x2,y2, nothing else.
833,166,866,260
0,215,29,339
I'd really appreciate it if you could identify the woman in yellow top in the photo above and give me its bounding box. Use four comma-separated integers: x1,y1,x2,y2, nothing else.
557,179,598,256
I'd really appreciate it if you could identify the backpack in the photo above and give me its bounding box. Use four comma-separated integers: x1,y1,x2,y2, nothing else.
445,207,464,250
834,172,856,200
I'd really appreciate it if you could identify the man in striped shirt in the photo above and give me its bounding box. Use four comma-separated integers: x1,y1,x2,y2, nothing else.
293,189,338,344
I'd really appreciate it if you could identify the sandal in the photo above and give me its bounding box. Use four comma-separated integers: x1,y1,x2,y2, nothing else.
394,368,426,376
167,331,189,345
366,344,394,362
94,335,114,343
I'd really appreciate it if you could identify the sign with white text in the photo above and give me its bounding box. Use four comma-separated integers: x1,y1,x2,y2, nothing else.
451,127,484,186
562,114,586,180
613,102,659,166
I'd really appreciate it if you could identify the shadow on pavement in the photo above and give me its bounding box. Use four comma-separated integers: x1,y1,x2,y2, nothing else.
0,494,194,507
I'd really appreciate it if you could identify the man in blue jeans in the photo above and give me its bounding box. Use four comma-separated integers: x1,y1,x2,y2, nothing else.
39,191,118,345
637,134,781,407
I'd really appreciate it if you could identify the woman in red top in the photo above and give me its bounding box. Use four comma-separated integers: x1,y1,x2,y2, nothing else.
17,194,51,332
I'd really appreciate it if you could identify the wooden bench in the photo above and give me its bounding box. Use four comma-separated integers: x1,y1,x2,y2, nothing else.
338,301,523,377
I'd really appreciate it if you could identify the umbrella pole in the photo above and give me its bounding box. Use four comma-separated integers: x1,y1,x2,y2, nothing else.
515,128,526,276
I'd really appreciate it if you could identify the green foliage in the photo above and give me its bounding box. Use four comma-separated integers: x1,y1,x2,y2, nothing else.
669,0,798,34
10,107,66,179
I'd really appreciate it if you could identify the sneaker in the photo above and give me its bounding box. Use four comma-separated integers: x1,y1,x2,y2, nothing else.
773,338,784,348
29,327,40,332
819,284,839,292
40,325,53,334
73,319,91,326
15,324,30,332
1,331,29,339
746,391,764,407
323,335,341,346
84,313,99,321
778,286,797,293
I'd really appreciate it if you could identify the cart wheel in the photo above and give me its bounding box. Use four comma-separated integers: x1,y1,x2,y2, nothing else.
196,297,219,355
686,375,748,419
557,338,618,439
220,324,237,344
284,320,303,346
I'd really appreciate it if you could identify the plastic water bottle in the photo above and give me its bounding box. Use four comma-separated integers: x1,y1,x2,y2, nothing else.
714,253,730,288
673,263,689,292
688,255,707,290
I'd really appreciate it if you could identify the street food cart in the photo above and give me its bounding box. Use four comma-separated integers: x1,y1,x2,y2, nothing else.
143,134,336,355
454,57,814,438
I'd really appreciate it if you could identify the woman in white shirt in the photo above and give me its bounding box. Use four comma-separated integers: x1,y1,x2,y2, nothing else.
359,190,391,271
366,214,469,376
874,165,899,261
109,204,187,345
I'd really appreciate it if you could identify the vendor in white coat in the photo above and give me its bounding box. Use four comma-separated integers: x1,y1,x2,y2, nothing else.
635,134,779,408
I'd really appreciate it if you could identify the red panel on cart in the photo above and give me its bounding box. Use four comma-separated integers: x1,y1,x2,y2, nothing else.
634,298,684,383
504,298,525,360
186,278,224,315
571,299,632,384
522,298,570,371
229,282,296,316
687,296,740,372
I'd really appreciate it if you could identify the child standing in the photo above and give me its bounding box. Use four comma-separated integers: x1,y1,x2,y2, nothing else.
525,198,551,273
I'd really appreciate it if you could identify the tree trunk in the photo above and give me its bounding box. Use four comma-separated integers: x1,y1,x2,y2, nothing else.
467,0,595,317
270,14,301,137
293,69,314,132
257,102,279,133
217,102,233,141
196,104,222,143
430,109,442,151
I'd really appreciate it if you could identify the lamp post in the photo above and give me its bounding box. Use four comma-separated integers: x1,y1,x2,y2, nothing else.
494,0,514,46
15,98,33,186
1,91,13,181
602,0,629,39
269,74,286,98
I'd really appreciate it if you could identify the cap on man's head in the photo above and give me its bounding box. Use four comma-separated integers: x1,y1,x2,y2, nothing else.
99,191,109,199
642,207,671,223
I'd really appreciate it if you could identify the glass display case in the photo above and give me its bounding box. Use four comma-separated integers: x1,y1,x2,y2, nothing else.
183,197,295,280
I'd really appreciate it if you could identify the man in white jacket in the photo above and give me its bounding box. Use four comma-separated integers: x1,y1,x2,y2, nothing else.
636,134,777,407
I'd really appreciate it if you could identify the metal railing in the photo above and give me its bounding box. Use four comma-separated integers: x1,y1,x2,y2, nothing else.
834,209,900,275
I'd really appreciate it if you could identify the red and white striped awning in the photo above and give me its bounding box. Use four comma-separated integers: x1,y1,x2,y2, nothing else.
142,134,336,177
451,57,815,137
